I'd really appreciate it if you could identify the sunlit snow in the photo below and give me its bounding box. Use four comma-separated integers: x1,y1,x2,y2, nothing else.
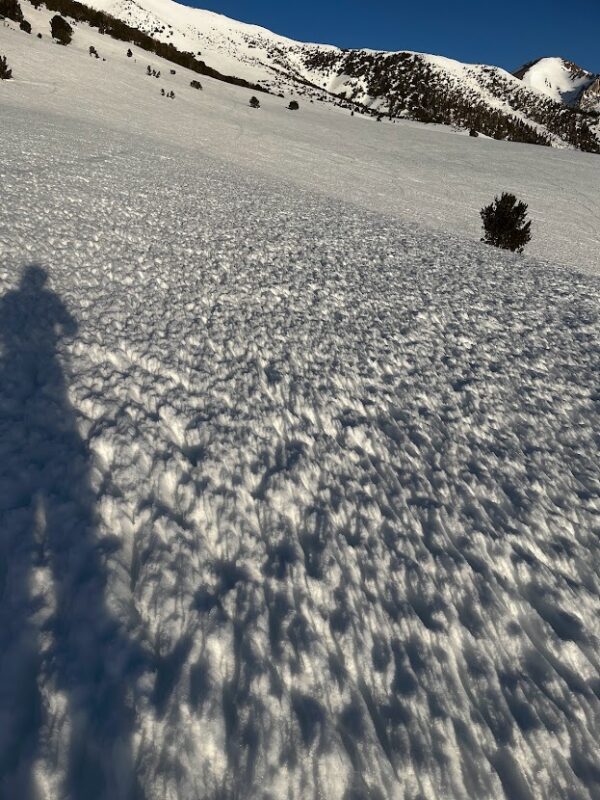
518,57,596,106
1,5,600,800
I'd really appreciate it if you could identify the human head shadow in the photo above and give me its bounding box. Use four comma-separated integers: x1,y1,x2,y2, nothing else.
0,266,145,799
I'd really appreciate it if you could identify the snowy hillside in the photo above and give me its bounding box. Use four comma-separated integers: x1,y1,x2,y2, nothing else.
2,6,600,800
30,0,598,151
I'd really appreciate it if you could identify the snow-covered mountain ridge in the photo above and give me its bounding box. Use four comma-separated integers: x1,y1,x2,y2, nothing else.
72,0,600,152
515,57,600,112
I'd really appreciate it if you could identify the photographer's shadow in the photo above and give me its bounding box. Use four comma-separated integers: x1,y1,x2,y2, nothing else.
0,266,143,799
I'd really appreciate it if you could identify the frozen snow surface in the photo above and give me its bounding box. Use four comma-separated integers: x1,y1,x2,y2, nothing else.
2,9,600,800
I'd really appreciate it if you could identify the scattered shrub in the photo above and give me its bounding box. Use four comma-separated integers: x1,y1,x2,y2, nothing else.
50,14,72,45
146,64,151,75
469,128,479,137
190,79,202,90
0,54,12,79
480,192,532,253
126,47,132,57
89,44,98,57
19,18,31,33
249,95,260,109
0,0,23,23
288,100,299,111
169,68,175,74
167,89,174,99
160,87,165,95
37,31,41,37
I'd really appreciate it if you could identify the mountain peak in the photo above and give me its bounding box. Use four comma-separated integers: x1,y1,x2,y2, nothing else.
514,56,600,109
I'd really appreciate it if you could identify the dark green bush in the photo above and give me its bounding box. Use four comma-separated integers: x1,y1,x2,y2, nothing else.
288,100,299,111
0,0,23,22
51,14,73,45
0,54,12,79
480,192,532,253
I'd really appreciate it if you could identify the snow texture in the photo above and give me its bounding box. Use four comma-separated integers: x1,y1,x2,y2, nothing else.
1,9,600,800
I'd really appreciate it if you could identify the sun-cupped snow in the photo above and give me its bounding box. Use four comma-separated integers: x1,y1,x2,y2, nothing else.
3,98,600,800
1,7,600,800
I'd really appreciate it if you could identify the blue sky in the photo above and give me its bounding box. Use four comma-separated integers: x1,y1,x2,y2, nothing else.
188,0,599,71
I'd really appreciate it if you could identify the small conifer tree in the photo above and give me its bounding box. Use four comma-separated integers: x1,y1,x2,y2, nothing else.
127,48,132,57
0,54,12,80
480,192,532,253
50,14,72,45
0,0,23,23
288,100,299,111
249,96,260,109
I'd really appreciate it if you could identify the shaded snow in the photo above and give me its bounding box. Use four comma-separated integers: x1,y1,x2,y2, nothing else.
1,10,600,800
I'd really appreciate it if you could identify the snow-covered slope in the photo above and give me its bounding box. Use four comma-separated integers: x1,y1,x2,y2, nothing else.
43,0,595,152
515,57,600,112
85,0,306,84
2,4,600,272
2,8,600,800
